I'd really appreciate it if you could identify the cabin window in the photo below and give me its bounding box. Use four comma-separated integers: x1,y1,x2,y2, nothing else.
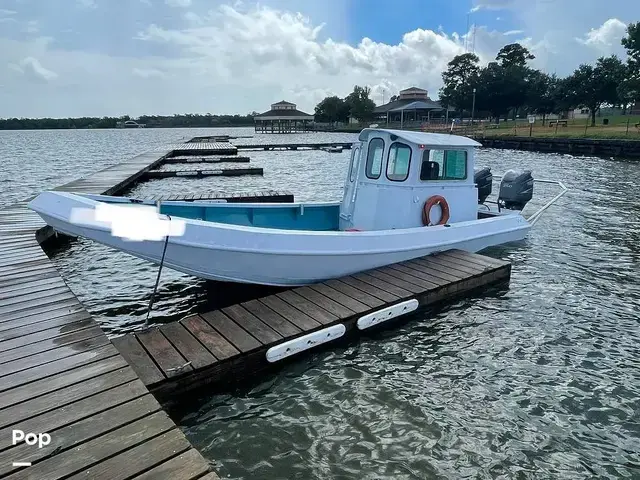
386,142,411,182
420,149,467,180
348,147,359,182
365,138,384,179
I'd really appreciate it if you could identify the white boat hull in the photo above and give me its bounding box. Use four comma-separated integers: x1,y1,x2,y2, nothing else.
29,192,531,286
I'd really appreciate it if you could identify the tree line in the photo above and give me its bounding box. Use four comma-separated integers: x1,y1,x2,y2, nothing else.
0,113,257,130
313,85,376,124
439,22,640,126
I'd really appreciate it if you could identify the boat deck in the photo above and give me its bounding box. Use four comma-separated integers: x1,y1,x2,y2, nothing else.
0,150,216,479
112,249,510,403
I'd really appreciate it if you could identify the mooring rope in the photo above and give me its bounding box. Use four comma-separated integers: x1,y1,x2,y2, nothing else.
144,213,171,328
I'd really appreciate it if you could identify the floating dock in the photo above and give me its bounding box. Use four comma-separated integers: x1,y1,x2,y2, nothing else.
112,249,510,403
163,143,238,156
143,167,264,179
135,191,294,203
164,155,251,164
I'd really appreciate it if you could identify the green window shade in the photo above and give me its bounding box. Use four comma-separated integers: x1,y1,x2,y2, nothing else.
444,150,467,179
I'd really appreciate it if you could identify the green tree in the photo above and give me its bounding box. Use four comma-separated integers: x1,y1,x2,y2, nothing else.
566,55,626,126
344,85,376,122
438,53,480,116
496,43,536,68
622,21,640,73
314,96,349,123
617,74,640,113
496,43,535,119
526,72,558,125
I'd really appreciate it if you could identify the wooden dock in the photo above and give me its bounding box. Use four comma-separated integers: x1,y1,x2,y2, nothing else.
0,150,217,479
143,167,263,179
134,190,294,203
163,143,238,156
164,155,251,164
112,249,510,403
235,142,353,151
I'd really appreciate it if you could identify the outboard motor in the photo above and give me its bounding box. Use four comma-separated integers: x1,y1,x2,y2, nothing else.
474,167,493,204
498,169,533,210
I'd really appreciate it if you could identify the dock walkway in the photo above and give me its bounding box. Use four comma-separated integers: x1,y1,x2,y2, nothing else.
113,249,510,403
0,149,217,479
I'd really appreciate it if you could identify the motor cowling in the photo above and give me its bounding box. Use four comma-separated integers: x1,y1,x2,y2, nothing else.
498,169,533,210
474,167,493,204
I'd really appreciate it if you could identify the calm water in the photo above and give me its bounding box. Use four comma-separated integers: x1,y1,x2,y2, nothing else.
1,128,638,479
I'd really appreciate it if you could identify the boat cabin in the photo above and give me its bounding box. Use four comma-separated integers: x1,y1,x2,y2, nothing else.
339,128,482,230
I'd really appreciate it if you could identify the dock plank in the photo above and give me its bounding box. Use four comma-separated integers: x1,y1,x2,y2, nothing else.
136,328,192,378
161,321,217,369
338,276,400,303
182,315,239,360
222,304,282,344
111,334,167,385
323,278,384,309
309,283,370,313
241,299,302,337
276,290,338,325
130,448,211,480
0,393,159,476
200,311,261,352
258,295,322,331
0,333,109,376
4,412,176,480
70,428,193,480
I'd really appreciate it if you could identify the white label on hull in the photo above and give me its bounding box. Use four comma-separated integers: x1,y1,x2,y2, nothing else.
176,171,197,176
356,299,419,330
201,170,223,175
266,324,346,363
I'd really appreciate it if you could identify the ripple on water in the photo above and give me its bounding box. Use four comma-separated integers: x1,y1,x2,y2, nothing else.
2,129,640,478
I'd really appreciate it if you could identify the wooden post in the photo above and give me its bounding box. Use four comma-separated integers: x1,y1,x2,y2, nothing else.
627,118,630,136
554,121,559,137
584,117,588,137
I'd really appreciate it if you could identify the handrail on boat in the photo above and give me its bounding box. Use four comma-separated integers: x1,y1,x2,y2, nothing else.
526,179,568,226
490,174,568,226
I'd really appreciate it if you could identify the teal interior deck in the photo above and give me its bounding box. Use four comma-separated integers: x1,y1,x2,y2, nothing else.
159,203,340,230
81,194,341,230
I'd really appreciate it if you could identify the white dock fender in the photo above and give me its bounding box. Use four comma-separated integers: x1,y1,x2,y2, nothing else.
266,324,346,363
356,299,419,330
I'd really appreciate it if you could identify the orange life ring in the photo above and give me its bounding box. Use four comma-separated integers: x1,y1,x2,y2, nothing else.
422,195,450,226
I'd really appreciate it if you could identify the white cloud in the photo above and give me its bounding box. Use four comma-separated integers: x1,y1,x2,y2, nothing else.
470,0,515,13
9,57,58,82
577,18,627,52
503,30,524,36
165,0,192,7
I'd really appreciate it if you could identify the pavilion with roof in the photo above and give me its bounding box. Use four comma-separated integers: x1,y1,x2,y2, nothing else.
253,101,314,133
373,87,450,126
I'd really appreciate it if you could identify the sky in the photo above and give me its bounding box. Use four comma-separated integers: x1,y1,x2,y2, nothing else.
0,0,638,118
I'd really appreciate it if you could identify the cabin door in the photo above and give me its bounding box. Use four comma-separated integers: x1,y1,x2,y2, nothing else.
340,145,361,226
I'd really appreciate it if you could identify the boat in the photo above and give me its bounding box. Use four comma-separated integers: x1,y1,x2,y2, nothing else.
28,128,566,286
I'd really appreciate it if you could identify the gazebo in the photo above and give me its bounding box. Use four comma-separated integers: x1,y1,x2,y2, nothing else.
373,87,449,126
388,100,445,127
253,101,314,133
